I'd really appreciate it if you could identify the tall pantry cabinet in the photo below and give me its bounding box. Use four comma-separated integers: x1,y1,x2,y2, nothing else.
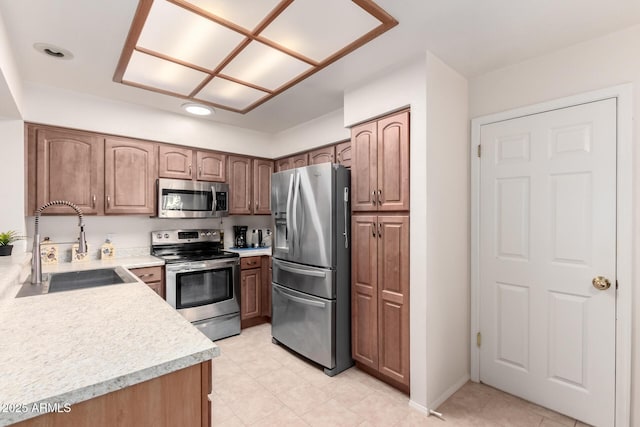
351,110,410,392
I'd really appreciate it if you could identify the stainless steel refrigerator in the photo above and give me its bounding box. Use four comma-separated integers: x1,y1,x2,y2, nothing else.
271,163,352,376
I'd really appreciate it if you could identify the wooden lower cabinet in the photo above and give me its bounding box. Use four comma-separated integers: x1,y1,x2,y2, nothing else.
241,267,261,320
352,214,410,391
129,266,165,299
14,361,212,427
240,256,271,328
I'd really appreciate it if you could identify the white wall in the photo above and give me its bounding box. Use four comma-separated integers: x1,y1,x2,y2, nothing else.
24,83,273,157
0,119,26,251
0,11,22,118
469,24,640,426
271,108,350,158
344,57,430,410
424,52,470,408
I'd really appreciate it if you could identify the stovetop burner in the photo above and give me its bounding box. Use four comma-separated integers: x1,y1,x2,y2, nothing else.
151,229,239,263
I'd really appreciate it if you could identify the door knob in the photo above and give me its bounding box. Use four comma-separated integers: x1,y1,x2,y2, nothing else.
592,276,611,290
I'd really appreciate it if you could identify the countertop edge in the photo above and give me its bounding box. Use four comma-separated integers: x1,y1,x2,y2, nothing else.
1,346,218,425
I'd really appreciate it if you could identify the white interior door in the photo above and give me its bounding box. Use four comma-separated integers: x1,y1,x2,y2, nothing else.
478,98,616,427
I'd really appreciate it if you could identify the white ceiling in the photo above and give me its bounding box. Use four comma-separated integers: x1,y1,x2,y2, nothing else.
1,0,639,133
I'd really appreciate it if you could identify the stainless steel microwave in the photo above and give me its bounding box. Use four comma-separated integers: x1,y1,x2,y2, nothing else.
157,178,229,218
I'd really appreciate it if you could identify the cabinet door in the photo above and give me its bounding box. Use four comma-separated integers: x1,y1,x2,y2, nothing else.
158,145,193,180
377,215,410,386
351,215,379,369
335,141,352,168
351,121,378,211
377,111,409,211
261,256,271,318
292,153,308,168
196,150,226,182
228,155,252,215
275,157,292,172
308,146,335,165
34,126,104,215
253,159,273,215
104,138,157,215
241,268,261,320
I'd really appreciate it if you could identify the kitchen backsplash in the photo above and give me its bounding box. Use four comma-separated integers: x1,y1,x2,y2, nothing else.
23,215,273,260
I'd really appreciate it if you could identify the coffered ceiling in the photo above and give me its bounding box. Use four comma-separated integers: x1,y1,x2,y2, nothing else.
1,0,639,132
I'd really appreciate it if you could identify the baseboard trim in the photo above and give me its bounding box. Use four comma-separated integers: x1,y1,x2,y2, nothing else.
408,399,429,414
426,374,470,410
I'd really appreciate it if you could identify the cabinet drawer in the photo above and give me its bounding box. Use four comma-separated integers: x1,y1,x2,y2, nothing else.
129,266,163,283
241,256,262,269
146,281,164,297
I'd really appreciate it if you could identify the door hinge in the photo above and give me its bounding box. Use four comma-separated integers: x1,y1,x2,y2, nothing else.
476,332,482,347
477,145,482,157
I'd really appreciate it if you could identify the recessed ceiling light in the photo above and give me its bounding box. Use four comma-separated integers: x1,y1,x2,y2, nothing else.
33,43,74,60
181,102,214,116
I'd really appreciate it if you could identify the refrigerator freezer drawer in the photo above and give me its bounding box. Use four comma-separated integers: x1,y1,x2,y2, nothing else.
272,258,335,299
272,283,335,369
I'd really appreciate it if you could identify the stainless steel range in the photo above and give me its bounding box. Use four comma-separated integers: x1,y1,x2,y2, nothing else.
151,229,240,341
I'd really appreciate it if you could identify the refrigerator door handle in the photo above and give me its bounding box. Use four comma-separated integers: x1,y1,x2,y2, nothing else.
343,187,349,249
285,174,295,250
276,261,327,278
291,171,301,253
274,285,326,308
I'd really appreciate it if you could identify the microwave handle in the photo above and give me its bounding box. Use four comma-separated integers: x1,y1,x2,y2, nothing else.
212,187,217,213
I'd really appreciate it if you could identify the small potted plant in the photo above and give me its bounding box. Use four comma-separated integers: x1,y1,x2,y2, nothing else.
0,230,24,256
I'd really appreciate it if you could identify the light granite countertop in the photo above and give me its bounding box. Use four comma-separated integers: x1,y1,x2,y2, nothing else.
227,247,272,257
0,256,218,426
0,252,32,301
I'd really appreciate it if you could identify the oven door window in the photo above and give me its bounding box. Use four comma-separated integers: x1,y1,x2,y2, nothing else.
162,189,212,212
176,268,233,309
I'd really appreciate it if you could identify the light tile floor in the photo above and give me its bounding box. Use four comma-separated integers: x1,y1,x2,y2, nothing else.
211,324,588,426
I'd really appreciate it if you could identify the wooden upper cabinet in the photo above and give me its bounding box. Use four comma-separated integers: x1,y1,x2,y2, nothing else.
351,110,409,212
335,141,352,168
31,125,104,215
351,121,378,211
158,145,193,180
253,159,273,215
308,146,335,165
292,153,308,168
159,145,226,182
275,157,292,172
228,155,252,215
104,138,157,215
196,151,226,182
377,112,410,211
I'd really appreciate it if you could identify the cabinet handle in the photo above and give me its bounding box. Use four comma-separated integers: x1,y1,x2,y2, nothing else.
189,164,192,176
106,195,111,208
377,190,382,205
92,195,96,208
378,223,382,238
371,191,376,205
137,273,153,278
255,200,258,210
199,166,202,177
372,222,376,237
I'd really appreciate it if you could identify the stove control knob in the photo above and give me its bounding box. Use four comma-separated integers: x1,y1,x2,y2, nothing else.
156,233,162,239
200,232,205,237
164,233,169,238
206,231,211,236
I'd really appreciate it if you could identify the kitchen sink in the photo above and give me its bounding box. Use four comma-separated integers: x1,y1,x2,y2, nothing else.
16,266,139,297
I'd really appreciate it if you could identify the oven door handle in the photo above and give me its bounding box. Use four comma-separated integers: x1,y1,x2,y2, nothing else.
274,286,326,308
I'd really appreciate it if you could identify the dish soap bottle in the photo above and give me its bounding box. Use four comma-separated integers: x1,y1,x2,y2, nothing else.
100,238,115,260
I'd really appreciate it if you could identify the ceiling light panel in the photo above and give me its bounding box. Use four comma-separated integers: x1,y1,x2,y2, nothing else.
123,51,208,95
260,0,382,62
182,0,282,31
221,41,312,91
138,0,245,70
196,77,269,110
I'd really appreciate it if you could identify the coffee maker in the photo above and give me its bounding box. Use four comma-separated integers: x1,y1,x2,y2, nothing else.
233,226,248,248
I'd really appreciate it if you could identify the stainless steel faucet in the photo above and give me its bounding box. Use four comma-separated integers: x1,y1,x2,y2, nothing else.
32,200,87,285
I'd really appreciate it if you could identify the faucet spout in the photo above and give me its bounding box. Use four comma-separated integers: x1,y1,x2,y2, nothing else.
32,200,87,285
